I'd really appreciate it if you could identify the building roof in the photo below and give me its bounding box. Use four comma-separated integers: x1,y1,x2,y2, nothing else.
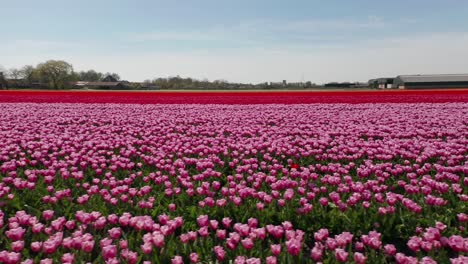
377,78,394,84
368,78,393,84
75,82,124,87
102,75,119,82
397,74,468,83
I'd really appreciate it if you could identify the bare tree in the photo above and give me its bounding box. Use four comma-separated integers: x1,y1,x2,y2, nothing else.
0,65,6,89
8,68,21,80
20,65,36,85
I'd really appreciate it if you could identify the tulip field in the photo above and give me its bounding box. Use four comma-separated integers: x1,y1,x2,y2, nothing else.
0,91,467,264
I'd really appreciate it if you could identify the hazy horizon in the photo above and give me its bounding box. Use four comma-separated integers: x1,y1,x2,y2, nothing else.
2,0,468,83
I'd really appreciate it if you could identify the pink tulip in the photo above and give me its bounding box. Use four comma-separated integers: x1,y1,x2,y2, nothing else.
285,238,301,256
216,229,226,240
119,240,128,249
407,236,421,252
214,246,225,261
168,203,176,211
108,227,122,240
42,210,54,221
310,244,323,261
31,241,43,252
241,238,254,250
420,256,437,264
141,243,152,254
314,228,329,241
354,252,367,264
234,256,246,264
61,253,74,263
82,240,94,253
335,248,348,262
222,217,232,228
171,256,183,264
102,245,117,260
11,241,24,252
265,256,277,264
189,253,199,263
246,258,261,264
270,244,281,256
458,213,468,222
6,227,25,241
152,233,165,248
197,215,209,227
450,256,468,264
384,244,397,255
448,235,465,252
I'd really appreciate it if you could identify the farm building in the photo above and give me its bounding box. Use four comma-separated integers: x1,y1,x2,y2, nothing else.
139,82,160,90
73,74,132,90
368,78,394,89
74,81,131,90
393,74,468,89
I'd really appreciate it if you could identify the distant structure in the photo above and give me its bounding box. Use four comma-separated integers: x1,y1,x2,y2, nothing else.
0,72,6,89
393,74,468,89
74,81,129,90
139,82,160,90
324,82,366,88
74,75,131,90
268,81,288,88
368,78,394,89
351,82,370,89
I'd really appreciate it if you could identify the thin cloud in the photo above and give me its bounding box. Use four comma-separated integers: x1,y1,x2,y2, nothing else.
268,16,385,32
129,31,220,42
2,29,467,84
2,40,80,50
126,16,387,45
60,31,468,83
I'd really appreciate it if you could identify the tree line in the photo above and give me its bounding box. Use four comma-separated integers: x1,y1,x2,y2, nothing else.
142,77,320,90
144,76,254,90
1,60,120,89
1,60,368,90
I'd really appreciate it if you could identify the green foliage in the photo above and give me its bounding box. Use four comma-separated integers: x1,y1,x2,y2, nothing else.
78,70,103,82
35,60,74,89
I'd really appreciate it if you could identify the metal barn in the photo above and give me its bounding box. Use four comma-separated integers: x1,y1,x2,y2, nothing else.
393,74,468,89
368,78,394,89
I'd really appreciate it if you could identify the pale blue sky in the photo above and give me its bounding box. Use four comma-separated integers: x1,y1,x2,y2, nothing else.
2,0,468,83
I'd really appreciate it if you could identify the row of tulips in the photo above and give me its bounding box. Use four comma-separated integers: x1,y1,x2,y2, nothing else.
0,90,467,104
1,209,467,263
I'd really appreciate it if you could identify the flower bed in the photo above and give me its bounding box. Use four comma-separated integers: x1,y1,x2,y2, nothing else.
0,103,466,263
0,90,467,104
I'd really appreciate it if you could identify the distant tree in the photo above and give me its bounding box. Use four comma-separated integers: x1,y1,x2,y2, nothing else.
79,70,103,82
69,71,80,83
103,72,120,81
7,68,22,81
130,83,142,90
213,79,228,89
36,60,74,89
0,66,6,88
324,82,353,88
19,65,36,84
